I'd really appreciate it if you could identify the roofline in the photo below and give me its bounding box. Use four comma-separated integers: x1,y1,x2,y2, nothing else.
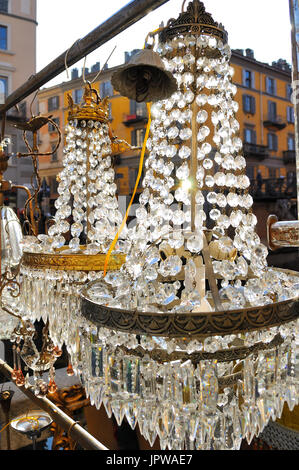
38,50,292,96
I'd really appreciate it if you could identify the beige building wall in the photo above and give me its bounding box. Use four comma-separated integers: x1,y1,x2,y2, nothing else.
0,0,37,102
0,0,37,209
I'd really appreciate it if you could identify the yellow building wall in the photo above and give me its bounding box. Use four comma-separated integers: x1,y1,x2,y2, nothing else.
38,58,295,197
232,63,294,179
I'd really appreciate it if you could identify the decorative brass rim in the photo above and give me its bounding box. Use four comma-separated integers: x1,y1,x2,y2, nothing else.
22,249,126,272
114,333,284,366
81,269,299,338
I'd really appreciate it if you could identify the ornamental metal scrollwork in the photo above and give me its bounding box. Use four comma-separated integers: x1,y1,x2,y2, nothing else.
159,0,228,44
81,289,299,339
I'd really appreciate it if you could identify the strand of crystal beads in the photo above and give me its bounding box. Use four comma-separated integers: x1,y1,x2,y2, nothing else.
77,318,299,450
43,119,122,254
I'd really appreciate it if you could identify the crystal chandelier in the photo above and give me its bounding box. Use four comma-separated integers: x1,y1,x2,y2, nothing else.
78,0,299,451
17,85,127,378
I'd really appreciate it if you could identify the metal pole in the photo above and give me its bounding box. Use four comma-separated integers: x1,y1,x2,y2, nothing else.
0,0,171,115
289,0,299,218
0,358,108,451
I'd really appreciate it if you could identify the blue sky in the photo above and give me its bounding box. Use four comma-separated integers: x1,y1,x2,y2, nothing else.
36,0,293,87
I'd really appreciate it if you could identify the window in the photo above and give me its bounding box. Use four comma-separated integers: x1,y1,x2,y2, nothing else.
287,84,293,101
48,117,60,133
48,96,59,111
287,106,295,123
51,143,58,162
243,69,255,89
0,76,8,103
130,100,147,117
244,128,256,144
268,167,277,178
266,77,276,95
0,0,8,12
246,166,255,179
131,128,146,147
267,133,278,151
268,101,277,120
50,177,59,194
0,25,7,50
243,95,256,114
288,135,295,151
73,88,84,104
100,81,113,98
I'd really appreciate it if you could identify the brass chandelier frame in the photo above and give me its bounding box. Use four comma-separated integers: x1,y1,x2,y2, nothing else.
81,269,299,339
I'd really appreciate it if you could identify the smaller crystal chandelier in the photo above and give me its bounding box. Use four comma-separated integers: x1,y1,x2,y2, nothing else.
18,84,128,377
78,0,299,451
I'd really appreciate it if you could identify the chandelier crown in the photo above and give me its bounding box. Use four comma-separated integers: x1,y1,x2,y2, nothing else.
67,85,109,123
159,0,228,43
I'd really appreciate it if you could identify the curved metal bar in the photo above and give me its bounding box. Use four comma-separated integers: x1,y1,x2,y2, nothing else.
0,358,108,451
0,0,171,115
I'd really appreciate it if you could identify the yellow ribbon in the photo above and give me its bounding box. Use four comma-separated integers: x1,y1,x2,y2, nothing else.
103,102,152,276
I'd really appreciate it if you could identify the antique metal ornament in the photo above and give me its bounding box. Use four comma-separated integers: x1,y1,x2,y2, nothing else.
267,214,299,250
111,46,178,102
67,85,110,123
159,0,228,44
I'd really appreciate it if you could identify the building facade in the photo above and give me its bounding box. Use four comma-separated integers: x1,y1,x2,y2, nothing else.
0,0,37,209
37,48,297,227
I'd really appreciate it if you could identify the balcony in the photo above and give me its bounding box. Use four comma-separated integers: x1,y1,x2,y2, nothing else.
263,113,286,130
250,176,297,200
123,112,148,126
243,143,268,160
283,150,296,165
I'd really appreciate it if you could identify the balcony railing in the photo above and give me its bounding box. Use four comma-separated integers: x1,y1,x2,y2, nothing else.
123,112,148,126
263,113,286,130
283,150,296,165
243,143,268,160
250,176,297,200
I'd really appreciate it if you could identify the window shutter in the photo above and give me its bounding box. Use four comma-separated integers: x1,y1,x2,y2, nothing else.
242,69,247,86
130,100,136,115
274,134,278,151
100,82,109,98
242,94,247,112
252,130,257,144
250,96,256,114
267,133,271,149
131,130,136,147
251,71,255,89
